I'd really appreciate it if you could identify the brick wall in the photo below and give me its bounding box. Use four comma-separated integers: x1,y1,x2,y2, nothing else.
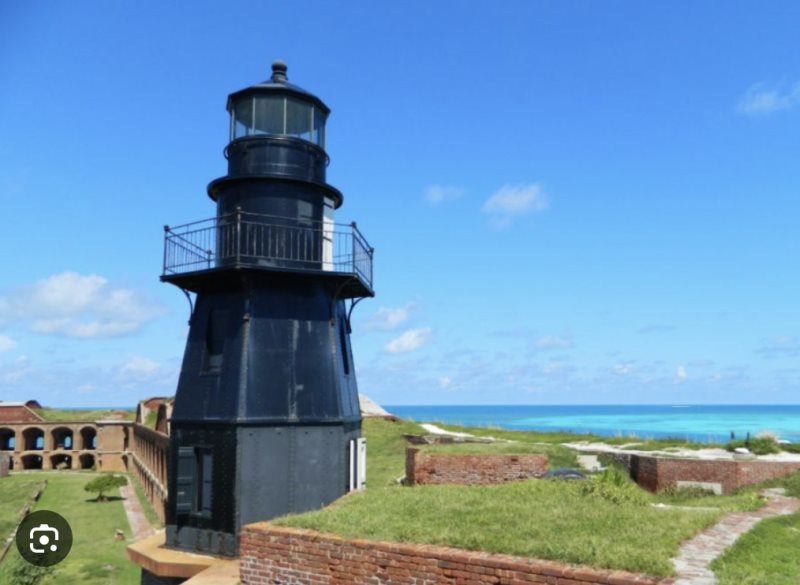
406,448,548,486
625,455,800,494
239,524,673,585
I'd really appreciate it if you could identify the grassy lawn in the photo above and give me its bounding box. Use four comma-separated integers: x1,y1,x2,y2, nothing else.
710,471,800,585
362,417,428,487
416,440,578,469
712,512,800,585
0,475,46,541
278,478,723,576
0,472,138,585
275,418,768,577
37,408,134,422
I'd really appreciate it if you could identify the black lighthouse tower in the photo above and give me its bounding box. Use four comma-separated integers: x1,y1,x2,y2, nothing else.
161,62,373,557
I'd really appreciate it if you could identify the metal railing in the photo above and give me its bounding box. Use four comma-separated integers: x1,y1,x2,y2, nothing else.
163,210,374,290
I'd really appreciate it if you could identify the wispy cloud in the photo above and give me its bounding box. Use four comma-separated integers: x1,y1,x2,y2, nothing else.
737,81,800,115
424,185,465,206
385,327,432,354
637,324,676,335
0,335,16,352
363,302,416,331
0,272,164,338
533,335,572,350
613,363,634,376
482,183,548,228
758,335,800,358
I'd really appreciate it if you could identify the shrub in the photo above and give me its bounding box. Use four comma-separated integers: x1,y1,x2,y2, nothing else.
725,437,780,455
84,474,127,502
6,557,53,585
580,464,649,506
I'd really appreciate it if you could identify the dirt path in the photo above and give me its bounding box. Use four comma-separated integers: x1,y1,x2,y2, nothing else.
671,488,799,585
120,482,156,541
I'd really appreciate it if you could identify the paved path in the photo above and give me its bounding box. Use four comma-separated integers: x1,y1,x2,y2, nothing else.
120,482,156,541
671,488,799,585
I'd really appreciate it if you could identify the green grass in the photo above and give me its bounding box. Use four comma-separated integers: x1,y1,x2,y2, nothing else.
0,472,138,585
0,475,46,541
37,408,135,422
273,418,770,577
710,471,800,585
362,417,428,487
417,440,578,469
143,409,158,429
277,479,723,576
712,512,800,585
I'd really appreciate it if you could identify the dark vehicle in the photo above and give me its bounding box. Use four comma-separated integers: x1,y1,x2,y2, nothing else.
543,468,586,480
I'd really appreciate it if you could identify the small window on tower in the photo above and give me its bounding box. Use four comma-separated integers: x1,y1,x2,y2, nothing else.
203,310,227,373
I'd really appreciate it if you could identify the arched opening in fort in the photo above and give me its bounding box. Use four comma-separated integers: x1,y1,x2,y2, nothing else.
0,428,15,451
22,427,44,451
51,427,73,450
80,426,97,450
8,457,14,470
51,454,72,470
79,453,95,470
21,454,43,470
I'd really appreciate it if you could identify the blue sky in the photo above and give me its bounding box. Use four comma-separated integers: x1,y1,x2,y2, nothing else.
1,2,799,407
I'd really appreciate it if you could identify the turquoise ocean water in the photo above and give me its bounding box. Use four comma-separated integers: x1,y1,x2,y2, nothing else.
385,405,800,444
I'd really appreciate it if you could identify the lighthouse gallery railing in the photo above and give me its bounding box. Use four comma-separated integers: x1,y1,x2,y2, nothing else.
162,211,374,289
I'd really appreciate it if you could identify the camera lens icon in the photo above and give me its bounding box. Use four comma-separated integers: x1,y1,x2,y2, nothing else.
16,511,72,566
30,524,60,554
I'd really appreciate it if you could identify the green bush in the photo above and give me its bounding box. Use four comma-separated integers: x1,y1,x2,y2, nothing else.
725,437,780,455
580,464,649,506
5,557,53,585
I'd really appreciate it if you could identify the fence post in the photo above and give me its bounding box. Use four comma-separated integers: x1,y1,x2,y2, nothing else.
235,207,242,266
162,225,170,274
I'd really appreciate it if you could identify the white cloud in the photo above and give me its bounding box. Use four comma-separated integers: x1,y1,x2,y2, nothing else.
384,327,432,354
737,81,800,115
0,272,164,338
363,302,416,331
676,365,688,381
438,376,453,389
424,185,464,206
482,183,548,228
0,335,16,352
758,335,800,358
613,363,634,376
533,335,572,350
121,356,161,376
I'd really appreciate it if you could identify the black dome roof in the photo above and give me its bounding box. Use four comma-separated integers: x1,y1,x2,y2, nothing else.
226,61,330,114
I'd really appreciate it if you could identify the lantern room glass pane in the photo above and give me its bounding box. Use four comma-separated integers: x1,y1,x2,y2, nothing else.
254,95,285,136
232,97,253,139
286,98,312,142
312,107,326,147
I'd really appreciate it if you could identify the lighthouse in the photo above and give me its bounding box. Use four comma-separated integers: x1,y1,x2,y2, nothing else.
160,62,373,557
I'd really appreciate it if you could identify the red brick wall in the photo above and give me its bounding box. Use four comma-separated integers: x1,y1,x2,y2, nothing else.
0,406,42,423
629,455,800,493
406,448,548,486
239,524,673,585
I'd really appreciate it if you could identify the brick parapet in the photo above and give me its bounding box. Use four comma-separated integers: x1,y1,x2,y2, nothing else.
624,455,800,493
239,524,674,585
406,448,549,486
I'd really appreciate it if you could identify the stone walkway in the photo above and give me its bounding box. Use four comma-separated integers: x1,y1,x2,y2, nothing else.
120,482,156,541
671,488,799,585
